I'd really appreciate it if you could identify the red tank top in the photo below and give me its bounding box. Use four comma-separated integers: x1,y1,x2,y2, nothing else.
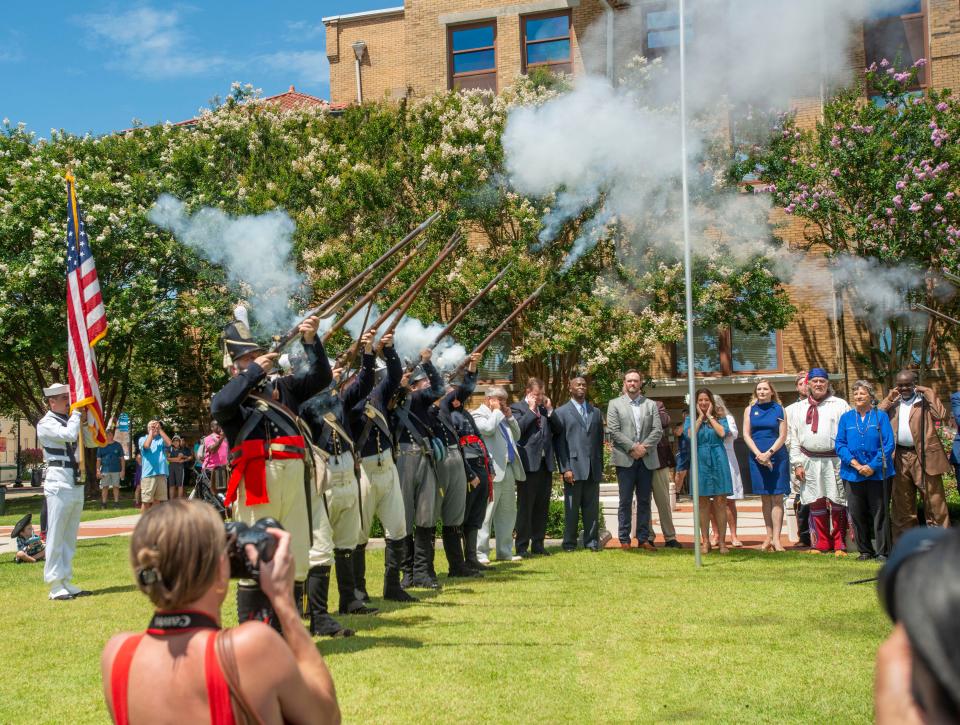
110,631,235,725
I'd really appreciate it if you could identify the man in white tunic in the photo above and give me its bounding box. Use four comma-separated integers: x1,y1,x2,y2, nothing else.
787,368,851,555
37,383,90,600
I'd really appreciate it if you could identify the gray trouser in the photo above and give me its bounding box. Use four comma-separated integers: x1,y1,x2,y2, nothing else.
435,445,468,526
478,468,517,561
649,467,677,542
396,442,437,530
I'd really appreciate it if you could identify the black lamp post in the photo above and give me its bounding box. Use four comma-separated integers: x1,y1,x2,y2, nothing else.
14,415,21,486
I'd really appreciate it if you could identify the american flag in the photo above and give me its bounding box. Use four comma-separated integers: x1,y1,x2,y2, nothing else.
65,172,108,447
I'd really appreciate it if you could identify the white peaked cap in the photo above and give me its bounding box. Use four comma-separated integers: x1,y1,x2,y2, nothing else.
43,382,69,397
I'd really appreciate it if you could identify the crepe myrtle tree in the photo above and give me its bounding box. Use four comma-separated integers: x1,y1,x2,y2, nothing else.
732,59,960,385
0,119,231,429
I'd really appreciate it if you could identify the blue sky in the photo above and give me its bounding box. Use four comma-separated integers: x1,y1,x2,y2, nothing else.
2,1,391,137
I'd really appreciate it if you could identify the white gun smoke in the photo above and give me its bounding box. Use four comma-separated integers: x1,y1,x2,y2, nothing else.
502,0,923,322
148,193,305,333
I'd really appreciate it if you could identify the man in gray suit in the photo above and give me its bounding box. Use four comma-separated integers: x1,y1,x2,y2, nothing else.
472,386,527,562
607,369,663,551
511,377,555,557
551,375,605,552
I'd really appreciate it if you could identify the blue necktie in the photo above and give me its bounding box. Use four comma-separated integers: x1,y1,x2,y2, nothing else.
499,421,515,463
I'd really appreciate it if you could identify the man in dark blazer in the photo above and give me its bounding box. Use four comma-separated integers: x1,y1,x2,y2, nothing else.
511,377,555,557
551,375,605,551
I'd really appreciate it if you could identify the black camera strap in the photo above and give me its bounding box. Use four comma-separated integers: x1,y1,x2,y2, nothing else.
147,610,220,635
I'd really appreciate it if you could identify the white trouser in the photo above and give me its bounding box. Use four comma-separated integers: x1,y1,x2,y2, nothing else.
44,486,85,593
324,454,361,550
477,469,517,561
359,454,407,542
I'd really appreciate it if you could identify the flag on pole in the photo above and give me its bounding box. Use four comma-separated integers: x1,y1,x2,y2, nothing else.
65,172,108,447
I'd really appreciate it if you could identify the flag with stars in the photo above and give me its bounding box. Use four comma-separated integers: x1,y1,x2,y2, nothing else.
65,172,108,447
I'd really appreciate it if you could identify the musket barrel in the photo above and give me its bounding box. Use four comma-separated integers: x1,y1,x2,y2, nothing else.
322,234,433,343
269,212,440,352
450,281,547,377
368,231,464,335
427,262,512,351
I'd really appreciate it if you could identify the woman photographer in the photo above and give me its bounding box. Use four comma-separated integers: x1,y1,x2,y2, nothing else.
101,499,340,724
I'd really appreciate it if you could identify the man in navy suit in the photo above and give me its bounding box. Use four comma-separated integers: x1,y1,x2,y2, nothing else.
511,377,555,557
551,375,605,551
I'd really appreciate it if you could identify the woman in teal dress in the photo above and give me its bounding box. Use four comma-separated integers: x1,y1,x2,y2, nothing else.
683,387,734,554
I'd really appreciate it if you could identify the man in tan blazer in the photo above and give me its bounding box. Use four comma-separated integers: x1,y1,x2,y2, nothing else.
879,370,951,541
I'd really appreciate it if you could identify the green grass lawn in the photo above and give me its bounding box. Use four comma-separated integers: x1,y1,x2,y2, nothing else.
1,537,889,724
0,492,140,526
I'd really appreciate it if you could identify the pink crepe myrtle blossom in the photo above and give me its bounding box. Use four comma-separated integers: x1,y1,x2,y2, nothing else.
937,102,949,112
910,202,922,212
893,195,904,208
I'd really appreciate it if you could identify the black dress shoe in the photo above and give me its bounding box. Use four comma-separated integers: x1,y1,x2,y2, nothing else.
516,551,532,559
856,553,875,561
665,540,682,549
531,549,551,556
50,593,74,601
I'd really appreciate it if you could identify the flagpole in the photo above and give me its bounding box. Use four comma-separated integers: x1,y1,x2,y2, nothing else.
678,0,701,568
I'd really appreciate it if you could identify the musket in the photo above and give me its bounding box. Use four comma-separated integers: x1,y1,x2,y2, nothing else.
449,281,548,378
333,231,465,380
321,234,434,344
269,211,440,352
400,262,512,374
913,301,960,326
378,232,464,339
427,263,512,352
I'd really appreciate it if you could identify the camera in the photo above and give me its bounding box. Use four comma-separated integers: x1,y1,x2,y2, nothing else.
878,527,960,720
225,518,283,580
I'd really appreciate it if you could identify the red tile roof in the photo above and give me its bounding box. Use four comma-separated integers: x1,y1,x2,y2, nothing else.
168,86,332,128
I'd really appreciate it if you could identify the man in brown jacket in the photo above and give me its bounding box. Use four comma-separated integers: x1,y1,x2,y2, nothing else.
879,370,951,541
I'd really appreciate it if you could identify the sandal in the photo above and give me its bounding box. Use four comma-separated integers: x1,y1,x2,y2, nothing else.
719,546,730,555
761,540,774,552
731,539,744,548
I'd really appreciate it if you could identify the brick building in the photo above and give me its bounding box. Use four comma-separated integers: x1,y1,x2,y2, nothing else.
323,1,960,454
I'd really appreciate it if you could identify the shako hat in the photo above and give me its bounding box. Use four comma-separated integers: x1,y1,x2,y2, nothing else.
11,513,32,539
222,319,266,368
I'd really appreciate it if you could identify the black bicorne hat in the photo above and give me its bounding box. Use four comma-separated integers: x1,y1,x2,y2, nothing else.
11,513,32,539
222,320,266,368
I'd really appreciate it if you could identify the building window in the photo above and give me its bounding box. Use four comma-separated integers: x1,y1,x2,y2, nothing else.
643,6,693,58
878,319,935,367
522,11,572,74
478,331,514,381
730,329,781,373
676,327,782,376
676,326,722,375
449,21,497,92
864,0,928,88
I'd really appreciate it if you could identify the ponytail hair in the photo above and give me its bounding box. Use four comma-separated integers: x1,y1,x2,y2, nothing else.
130,499,225,610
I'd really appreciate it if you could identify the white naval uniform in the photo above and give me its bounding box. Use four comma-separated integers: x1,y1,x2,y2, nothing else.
37,410,84,598
787,395,851,506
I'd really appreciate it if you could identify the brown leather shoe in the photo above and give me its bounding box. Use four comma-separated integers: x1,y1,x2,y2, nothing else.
640,542,657,552
620,542,631,549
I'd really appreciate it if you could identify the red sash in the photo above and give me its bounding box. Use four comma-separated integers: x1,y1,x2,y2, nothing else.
225,435,305,507
460,434,494,502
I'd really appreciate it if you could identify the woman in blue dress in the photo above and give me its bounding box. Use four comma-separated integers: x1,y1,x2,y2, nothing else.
683,387,733,554
742,379,790,552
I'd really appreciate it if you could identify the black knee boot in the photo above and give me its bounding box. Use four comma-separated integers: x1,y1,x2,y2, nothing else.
237,583,282,633
353,544,371,603
335,548,378,615
463,527,489,572
411,526,441,589
293,580,306,618
384,538,418,602
444,526,481,577
306,565,354,638
400,533,415,589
